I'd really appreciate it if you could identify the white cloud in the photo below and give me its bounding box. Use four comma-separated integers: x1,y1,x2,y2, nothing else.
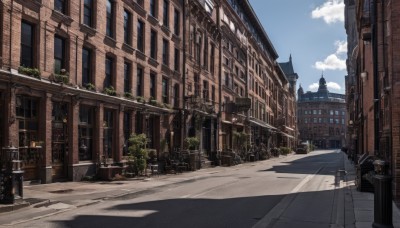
314,54,346,71
335,40,347,54
308,82,342,91
327,82,342,91
311,0,345,24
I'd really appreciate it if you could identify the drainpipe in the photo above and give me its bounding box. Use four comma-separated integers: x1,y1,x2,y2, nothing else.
216,3,221,153
371,0,380,157
181,0,187,150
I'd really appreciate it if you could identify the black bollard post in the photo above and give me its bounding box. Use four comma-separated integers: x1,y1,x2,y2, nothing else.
372,160,393,228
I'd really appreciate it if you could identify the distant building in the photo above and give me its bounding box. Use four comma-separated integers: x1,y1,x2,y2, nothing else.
297,75,346,149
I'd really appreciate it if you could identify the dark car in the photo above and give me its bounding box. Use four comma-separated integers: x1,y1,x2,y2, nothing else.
296,142,310,154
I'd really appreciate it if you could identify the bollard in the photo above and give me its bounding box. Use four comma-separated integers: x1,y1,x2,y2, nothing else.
372,160,393,228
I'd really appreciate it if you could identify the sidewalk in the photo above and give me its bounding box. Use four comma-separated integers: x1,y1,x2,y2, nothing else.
343,153,400,228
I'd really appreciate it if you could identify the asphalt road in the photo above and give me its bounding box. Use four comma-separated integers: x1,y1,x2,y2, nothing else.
4,149,345,228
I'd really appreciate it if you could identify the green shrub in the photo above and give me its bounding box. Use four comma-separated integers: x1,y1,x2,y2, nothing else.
185,137,200,150
18,66,41,79
128,133,149,176
136,96,146,103
103,86,117,96
85,83,96,91
124,92,134,99
279,147,291,155
53,73,69,84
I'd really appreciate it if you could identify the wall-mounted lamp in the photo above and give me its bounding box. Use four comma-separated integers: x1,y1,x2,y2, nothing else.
360,72,368,83
348,120,354,125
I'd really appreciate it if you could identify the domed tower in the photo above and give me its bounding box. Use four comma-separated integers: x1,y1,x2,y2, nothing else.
317,73,329,95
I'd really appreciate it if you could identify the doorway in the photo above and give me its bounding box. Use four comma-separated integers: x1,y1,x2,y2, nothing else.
52,102,68,181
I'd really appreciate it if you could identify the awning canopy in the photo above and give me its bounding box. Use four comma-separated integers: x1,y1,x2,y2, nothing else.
279,131,295,139
248,118,276,130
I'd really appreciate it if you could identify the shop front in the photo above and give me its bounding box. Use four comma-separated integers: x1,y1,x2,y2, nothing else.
51,102,69,181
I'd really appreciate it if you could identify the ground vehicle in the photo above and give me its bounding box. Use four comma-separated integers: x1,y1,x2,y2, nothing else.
296,142,310,154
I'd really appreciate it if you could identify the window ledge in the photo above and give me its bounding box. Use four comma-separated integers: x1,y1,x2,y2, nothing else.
136,51,146,61
172,34,181,43
148,58,159,68
148,15,159,26
133,2,146,17
161,25,171,36
161,64,171,75
122,43,135,54
51,10,73,26
79,24,97,37
104,36,117,48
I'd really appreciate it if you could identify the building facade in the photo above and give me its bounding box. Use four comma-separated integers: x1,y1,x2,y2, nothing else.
0,0,297,183
297,76,346,149
345,0,400,204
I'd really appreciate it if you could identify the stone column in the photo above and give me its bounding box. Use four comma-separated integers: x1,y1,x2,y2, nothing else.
115,105,124,162
41,93,53,184
68,97,80,181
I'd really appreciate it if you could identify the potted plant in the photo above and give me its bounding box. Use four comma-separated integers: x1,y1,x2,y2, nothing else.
124,92,134,99
18,66,41,79
185,137,200,150
127,133,148,176
136,96,146,103
85,83,96,91
103,86,117,96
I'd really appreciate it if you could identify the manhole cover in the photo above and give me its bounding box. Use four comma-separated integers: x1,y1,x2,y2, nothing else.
49,189,74,194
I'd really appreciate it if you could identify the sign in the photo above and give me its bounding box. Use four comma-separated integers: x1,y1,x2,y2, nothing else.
235,97,251,111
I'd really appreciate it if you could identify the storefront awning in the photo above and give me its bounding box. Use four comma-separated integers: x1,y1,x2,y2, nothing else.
248,118,276,130
279,131,295,139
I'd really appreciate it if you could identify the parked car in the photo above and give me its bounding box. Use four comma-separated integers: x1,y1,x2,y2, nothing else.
296,142,310,154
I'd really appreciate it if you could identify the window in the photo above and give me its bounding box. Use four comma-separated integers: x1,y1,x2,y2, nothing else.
163,0,169,28
150,72,156,99
304,118,308,124
150,0,157,17
162,39,169,65
313,118,317,123
20,21,34,68
162,77,169,104
342,119,345,125
123,112,131,156
54,35,66,74
55,0,67,14
173,84,179,107
150,30,157,59
195,33,201,64
79,105,94,161
83,0,93,27
194,74,200,96
319,118,322,123
173,8,180,35
203,37,208,70
82,47,92,85
106,0,114,37
330,118,333,123
330,110,334,115
210,44,215,74
335,110,339,115
104,56,114,88
224,72,229,87
123,10,132,45
136,67,143,96
203,80,209,100
174,48,180,71
335,118,339,124
211,86,215,102
313,110,317,115
124,62,131,93
103,109,114,158
137,20,144,52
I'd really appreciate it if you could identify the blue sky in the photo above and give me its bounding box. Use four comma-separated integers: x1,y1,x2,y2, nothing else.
248,0,347,94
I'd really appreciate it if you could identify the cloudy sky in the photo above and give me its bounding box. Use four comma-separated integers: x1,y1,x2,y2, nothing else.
248,0,347,94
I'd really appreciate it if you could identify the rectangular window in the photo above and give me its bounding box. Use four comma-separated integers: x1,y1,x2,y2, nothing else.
137,20,144,52
210,44,215,74
20,21,34,68
55,0,67,14
173,84,179,107
123,10,132,45
103,109,114,158
211,86,215,102
195,33,201,64
150,0,157,17
335,110,339,115
83,0,93,27
79,105,94,161
162,39,169,65
123,112,131,156
194,74,200,97
82,47,92,85
124,62,131,93
105,56,113,88
54,35,66,74
106,0,114,37
162,77,169,104
173,8,180,35
163,0,169,28
313,118,317,123
203,37,208,70
174,48,180,71
150,30,157,59
330,118,333,123
150,72,156,99
203,80,209,100
136,67,143,96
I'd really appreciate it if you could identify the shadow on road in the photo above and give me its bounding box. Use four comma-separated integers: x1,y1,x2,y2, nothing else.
259,151,343,176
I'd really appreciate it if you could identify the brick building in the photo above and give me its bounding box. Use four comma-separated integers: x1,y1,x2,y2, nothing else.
0,0,297,183
345,0,400,204
297,75,346,149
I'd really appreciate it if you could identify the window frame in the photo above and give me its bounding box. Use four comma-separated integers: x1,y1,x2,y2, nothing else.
163,0,169,28
150,72,157,99
106,0,115,38
162,77,169,104
136,66,144,97
83,0,94,27
20,20,35,68
82,47,92,85
173,8,180,36
150,0,157,18
104,56,114,88
124,61,132,93
162,38,169,65
54,35,66,74
137,20,145,52
55,0,68,15
150,29,157,59
123,9,132,45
